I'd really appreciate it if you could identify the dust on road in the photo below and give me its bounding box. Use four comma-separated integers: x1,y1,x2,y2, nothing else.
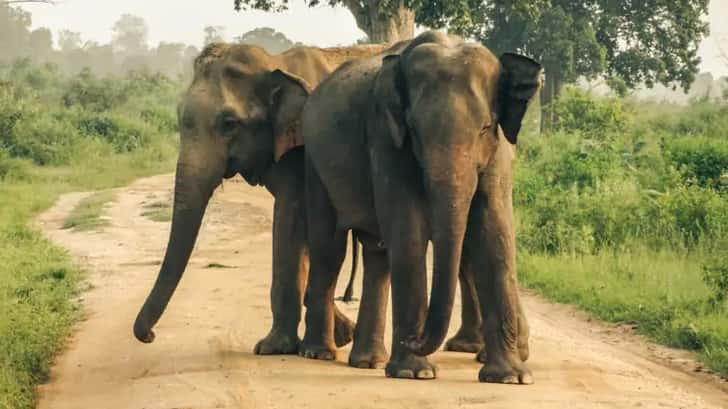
35,174,728,409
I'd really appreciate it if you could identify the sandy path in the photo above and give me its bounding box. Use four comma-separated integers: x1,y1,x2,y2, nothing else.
35,173,727,409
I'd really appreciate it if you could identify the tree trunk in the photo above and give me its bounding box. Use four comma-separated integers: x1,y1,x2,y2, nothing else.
539,70,562,132
343,0,415,44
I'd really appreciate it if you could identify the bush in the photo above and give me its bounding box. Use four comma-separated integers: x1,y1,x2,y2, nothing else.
61,68,124,112
550,86,631,139
664,136,728,190
73,111,151,153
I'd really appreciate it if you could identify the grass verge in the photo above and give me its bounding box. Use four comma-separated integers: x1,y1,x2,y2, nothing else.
141,198,172,223
62,191,116,231
0,140,176,409
519,248,728,376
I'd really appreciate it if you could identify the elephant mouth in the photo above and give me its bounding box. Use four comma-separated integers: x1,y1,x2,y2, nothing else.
239,161,272,186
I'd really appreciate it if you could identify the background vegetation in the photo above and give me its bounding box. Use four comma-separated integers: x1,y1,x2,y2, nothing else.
515,88,728,376
0,53,181,409
1,2,727,408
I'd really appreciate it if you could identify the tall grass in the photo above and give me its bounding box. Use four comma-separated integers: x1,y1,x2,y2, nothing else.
516,87,728,375
0,60,179,409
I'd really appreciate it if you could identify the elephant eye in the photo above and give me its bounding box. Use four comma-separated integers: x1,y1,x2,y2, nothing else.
218,113,241,137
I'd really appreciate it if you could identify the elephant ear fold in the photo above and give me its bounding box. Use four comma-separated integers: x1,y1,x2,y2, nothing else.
373,54,407,149
498,53,543,144
269,69,312,162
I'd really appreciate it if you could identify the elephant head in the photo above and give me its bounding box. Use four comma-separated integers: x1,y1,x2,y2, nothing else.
133,44,311,343
371,35,542,355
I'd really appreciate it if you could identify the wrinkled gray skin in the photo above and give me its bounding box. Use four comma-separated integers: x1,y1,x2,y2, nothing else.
132,43,386,355
288,31,542,383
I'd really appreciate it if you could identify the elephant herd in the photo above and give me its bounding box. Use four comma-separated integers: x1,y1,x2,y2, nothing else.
132,31,543,384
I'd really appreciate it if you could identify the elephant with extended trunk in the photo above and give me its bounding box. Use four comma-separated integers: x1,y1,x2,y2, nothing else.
282,32,542,382
132,42,386,355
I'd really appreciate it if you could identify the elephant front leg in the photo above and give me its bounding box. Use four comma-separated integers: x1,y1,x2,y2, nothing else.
469,190,532,384
349,240,389,369
384,217,436,379
255,197,307,355
444,254,484,355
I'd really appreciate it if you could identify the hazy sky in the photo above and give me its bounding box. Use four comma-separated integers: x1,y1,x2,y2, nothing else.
20,0,728,76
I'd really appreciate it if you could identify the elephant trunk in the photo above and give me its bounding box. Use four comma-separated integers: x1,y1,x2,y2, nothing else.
133,158,220,343
407,163,476,356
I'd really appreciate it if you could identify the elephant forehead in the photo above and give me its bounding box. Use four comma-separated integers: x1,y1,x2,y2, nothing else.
220,85,266,120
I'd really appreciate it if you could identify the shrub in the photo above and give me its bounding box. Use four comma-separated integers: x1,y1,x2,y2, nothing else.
664,136,728,190
61,68,123,112
550,86,631,139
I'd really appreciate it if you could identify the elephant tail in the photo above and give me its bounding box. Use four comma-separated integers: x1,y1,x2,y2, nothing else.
341,231,359,302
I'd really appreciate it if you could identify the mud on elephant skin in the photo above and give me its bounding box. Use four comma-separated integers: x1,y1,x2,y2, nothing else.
132,42,385,355
294,31,542,383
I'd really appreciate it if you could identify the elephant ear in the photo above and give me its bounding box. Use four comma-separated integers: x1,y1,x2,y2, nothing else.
373,54,407,149
498,53,543,144
269,69,312,162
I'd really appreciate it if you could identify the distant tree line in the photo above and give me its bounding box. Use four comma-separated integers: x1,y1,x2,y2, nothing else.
0,4,302,79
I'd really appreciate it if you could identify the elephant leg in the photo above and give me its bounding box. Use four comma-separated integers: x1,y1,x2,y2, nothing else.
300,166,348,361
349,237,389,369
382,210,436,379
255,193,307,355
468,187,532,384
444,248,484,354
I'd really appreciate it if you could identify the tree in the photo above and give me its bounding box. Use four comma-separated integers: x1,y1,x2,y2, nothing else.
57,29,81,52
112,14,149,55
154,42,186,77
28,27,52,56
233,0,414,43
203,25,225,45
235,27,302,54
0,3,32,59
415,0,710,127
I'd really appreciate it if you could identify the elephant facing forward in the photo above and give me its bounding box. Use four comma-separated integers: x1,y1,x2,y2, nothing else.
275,32,542,382
132,42,385,354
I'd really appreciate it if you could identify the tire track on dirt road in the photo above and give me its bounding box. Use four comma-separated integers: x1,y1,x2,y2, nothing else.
35,173,727,409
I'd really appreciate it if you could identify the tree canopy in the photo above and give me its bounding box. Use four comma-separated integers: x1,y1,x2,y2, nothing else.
235,27,302,54
233,0,710,101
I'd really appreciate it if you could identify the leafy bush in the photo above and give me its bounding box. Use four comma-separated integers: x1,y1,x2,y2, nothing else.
664,136,728,190
61,68,123,112
550,86,631,139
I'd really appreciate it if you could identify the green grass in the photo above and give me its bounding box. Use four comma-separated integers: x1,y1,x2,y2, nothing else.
0,141,176,409
62,190,116,231
141,198,172,223
519,248,728,375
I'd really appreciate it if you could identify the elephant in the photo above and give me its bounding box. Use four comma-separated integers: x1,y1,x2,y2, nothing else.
132,42,387,355
275,31,542,382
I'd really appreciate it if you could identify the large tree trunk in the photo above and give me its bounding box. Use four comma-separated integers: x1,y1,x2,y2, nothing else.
539,70,562,132
343,0,415,43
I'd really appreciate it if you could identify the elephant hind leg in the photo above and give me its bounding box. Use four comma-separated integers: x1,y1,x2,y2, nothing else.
300,164,348,361
349,235,390,369
444,249,484,354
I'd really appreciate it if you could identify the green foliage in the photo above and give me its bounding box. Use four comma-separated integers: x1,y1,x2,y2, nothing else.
550,86,630,139
0,57,180,409
514,89,728,375
235,27,303,54
703,249,728,307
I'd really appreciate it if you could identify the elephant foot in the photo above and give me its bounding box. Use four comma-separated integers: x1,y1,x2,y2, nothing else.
254,329,300,355
444,331,484,353
475,336,529,363
299,338,337,361
385,354,437,380
478,352,533,385
348,341,388,369
334,310,355,347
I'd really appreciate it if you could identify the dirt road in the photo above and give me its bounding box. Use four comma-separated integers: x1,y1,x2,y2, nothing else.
35,173,727,409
